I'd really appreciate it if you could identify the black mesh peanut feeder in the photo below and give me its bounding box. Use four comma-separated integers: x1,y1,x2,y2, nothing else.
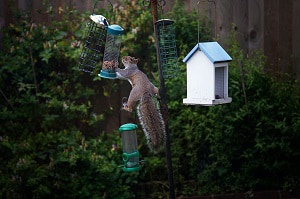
78,1,110,73
79,0,124,78
155,19,179,78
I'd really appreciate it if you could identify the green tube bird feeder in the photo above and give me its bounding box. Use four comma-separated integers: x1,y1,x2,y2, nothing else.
119,123,142,172
99,24,124,79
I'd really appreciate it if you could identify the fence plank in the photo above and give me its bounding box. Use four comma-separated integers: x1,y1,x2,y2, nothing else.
264,0,293,75
0,0,299,77
293,0,300,78
248,0,264,53
0,0,5,26
233,0,249,52
278,0,293,74
264,0,280,74
216,0,233,47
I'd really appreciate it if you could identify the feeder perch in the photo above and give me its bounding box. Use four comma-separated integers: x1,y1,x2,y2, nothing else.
79,15,108,73
155,19,179,78
183,42,232,106
99,24,124,79
119,123,142,172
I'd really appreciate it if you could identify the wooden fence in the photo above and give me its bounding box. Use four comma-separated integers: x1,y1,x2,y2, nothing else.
0,0,299,77
185,0,300,78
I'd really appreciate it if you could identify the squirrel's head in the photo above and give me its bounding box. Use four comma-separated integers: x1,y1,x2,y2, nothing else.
122,56,139,69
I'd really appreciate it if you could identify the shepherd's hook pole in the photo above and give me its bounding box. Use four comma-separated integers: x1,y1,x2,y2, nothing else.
150,0,175,198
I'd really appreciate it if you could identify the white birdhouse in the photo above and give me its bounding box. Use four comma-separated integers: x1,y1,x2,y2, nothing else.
183,42,232,106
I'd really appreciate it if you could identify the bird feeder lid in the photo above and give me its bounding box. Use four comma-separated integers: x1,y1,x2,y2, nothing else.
89,14,109,26
119,123,138,132
107,24,124,35
155,19,174,26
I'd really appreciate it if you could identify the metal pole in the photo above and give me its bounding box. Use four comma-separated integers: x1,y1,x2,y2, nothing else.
150,1,175,198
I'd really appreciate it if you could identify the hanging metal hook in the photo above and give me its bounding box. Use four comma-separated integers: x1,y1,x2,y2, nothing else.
92,0,114,14
197,1,201,45
142,0,151,7
143,0,165,8
158,0,166,16
207,0,216,6
197,0,216,6
158,0,166,7
196,0,217,40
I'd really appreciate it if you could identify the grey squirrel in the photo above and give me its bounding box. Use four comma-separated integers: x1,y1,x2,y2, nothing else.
115,56,166,152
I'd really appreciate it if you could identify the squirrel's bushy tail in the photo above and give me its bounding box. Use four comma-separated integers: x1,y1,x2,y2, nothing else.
137,93,166,152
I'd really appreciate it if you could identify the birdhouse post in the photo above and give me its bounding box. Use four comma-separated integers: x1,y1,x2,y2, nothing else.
183,42,232,106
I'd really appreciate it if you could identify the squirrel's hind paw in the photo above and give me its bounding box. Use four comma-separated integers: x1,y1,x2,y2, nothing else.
156,93,161,100
120,98,133,112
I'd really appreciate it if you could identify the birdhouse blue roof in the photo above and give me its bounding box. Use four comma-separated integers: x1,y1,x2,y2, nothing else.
183,42,232,63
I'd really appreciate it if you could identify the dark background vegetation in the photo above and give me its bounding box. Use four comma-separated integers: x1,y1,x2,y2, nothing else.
0,0,299,198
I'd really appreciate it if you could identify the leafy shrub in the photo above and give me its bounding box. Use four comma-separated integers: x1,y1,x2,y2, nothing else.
0,129,137,198
0,5,137,199
1,0,299,198
165,28,300,195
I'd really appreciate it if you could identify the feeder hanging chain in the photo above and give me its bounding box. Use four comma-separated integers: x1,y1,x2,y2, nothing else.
158,0,166,7
142,0,150,7
197,0,217,38
142,0,166,8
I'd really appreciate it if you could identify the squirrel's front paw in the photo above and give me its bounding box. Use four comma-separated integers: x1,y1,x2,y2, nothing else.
113,60,119,69
122,105,132,112
122,102,128,109
121,103,132,112
121,102,132,112
156,93,161,100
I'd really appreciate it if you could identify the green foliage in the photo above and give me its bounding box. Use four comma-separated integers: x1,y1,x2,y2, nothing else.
1,0,299,198
0,130,136,198
114,0,157,77
0,4,137,199
166,0,212,59
202,33,300,194
165,27,300,195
